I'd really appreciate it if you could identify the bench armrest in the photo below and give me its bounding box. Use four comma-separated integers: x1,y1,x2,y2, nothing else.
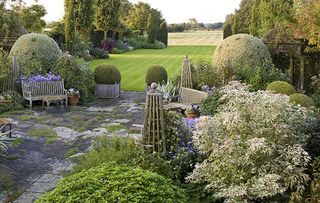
22,90,32,98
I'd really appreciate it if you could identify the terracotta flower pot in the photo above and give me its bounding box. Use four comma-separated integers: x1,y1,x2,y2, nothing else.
68,95,79,106
186,113,198,119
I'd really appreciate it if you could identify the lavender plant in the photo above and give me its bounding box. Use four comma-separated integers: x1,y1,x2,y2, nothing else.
188,81,316,202
21,72,61,83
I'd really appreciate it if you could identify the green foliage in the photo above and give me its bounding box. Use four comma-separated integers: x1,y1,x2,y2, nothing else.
212,34,273,83
47,21,65,48
310,157,320,202
18,4,46,33
0,48,10,78
95,0,121,32
289,93,315,108
147,10,161,44
234,62,288,91
9,33,62,76
126,2,152,32
89,47,109,59
36,163,187,203
145,65,168,85
0,90,24,114
72,136,174,179
192,61,221,90
266,81,296,95
94,64,121,84
110,47,123,54
189,81,315,202
64,0,76,52
157,80,180,101
64,147,80,158
141,40,166,49
73,0,94,38
53,56,93,103
200,90,224,116
158,22,168,45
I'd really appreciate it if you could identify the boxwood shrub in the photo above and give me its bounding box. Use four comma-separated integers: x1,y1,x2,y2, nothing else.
36,163,187,203
266,81,296,95
9,33,62,76
289,93,315,108
145,65,168,85
94,65,121,84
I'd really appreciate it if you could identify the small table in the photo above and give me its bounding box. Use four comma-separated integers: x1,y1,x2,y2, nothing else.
0,118,12,138
42,96,67,110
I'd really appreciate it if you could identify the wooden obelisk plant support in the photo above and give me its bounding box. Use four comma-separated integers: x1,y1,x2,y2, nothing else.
142,83,166,155
181,55,192,88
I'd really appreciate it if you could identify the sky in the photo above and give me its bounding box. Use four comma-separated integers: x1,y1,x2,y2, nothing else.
24,0,241,24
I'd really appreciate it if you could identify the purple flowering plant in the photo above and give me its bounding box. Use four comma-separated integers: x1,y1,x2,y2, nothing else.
21,72,61,83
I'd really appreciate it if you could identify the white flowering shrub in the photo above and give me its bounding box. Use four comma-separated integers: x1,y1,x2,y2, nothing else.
10,33,62,76
212,34,273,82
188,81,316,202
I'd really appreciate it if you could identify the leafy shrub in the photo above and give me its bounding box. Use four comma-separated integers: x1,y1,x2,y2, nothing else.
200,89,224,116
142,41,166,49
9,33,62,76
289,93,315,108
36,163,187,203
110,47,123,54
53,56,93,103
0,48,10,79
266,81,296,95
191,61,220,90
234,62,288,91
94,65,121,84
89,47,109,59
310,157,320,202
145,65,168,85
115,40,130,51
0,90,24,114
123,36,145,49
100,38,115,52
212,34,273,83
72,136,174,179
188,81,315,202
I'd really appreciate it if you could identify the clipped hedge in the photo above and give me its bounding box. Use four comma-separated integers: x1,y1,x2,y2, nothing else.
9,33,62,76
94,65,121,84
289,93,315,108
212,34,272,82
145,65,168,85
36,163,187,203
266,81,296,95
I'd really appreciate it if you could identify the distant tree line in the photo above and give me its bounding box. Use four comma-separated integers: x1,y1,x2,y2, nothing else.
167,18,224,33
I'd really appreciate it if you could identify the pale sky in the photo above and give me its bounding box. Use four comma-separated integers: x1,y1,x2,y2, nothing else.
24,0,241,24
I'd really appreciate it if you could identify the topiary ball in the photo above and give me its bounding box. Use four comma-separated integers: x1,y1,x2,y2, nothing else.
145,65,168,85
94,65,121,84
213,34,272,82
266,81,296,95
10,33,62,76
289,93,315,108
35,163,187,203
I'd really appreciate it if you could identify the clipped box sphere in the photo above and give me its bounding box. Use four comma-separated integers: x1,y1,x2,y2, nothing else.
10,33,62,75
290,93,315,108
94,65,121,84
145,65,168,85
213,34,272,81
266,81,296,95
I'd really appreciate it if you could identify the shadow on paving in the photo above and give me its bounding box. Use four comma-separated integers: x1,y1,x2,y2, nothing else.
0,91,146,202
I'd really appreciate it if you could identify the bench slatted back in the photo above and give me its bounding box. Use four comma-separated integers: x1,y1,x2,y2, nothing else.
22,80,65,97
180,87,208,104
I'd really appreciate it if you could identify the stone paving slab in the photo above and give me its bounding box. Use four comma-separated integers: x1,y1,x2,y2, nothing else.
14,192,42,203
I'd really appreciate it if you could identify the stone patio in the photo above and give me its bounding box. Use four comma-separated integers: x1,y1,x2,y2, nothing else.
0,91,146,203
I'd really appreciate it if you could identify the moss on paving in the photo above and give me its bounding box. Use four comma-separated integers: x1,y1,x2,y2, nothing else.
28,128,58,144
11,138,24,147
0,164,15,192
64,147,80,158
104,124,127,132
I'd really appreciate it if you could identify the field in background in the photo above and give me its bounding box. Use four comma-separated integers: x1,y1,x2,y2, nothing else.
168,30,223,46
90,45,215,91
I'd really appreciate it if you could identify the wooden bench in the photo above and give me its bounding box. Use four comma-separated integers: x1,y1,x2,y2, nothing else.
21,80,68,109
164,87,208,110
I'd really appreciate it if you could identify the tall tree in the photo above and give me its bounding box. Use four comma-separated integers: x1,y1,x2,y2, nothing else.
187,18,198,30
126,2,151,33
74,0,94,38
158,21,168,46
95,0,121,39
64,0,76,51
295,0,320,49
18,4,46,33
147,13,156,43
119,0,133,23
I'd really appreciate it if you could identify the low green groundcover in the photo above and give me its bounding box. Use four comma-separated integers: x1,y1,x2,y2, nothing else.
36,163,187,203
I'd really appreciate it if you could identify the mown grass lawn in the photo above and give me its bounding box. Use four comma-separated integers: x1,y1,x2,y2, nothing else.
89,45,215,91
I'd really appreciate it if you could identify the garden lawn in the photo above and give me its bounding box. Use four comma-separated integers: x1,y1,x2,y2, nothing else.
90,45,215,91
168,30,223,46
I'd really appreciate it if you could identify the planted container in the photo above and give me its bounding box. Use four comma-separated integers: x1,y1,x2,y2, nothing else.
94,65,121,98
